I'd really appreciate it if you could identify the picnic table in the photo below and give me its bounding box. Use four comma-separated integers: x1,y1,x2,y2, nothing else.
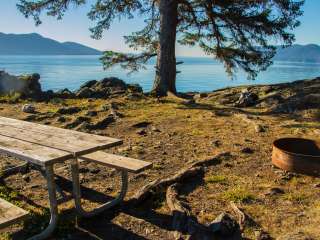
0,116,152,240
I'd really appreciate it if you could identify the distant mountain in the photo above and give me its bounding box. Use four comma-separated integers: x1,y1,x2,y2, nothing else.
0,32,101,55
274,44,320,62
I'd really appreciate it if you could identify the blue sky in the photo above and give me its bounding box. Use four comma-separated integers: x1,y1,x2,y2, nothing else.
0,0,319,56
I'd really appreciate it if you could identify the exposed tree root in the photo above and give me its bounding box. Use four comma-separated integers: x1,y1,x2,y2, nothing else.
129,152,231,205
127,152,241,239
230,202,246,231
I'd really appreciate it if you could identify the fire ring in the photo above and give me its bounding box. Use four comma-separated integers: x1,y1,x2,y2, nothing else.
272,138,320,176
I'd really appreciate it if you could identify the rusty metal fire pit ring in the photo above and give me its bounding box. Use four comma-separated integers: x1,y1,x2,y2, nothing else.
272,138,320,176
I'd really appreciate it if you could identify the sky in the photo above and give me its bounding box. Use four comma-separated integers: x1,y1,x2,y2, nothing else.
0,0,319,57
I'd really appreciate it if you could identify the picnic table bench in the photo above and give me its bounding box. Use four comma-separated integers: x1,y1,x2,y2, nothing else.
0,116,152,240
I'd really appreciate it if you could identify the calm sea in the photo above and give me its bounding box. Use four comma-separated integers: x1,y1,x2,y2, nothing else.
1,55,320,92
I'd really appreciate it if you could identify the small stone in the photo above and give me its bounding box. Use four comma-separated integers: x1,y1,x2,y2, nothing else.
22,174,30,182
105,187,113,192
254,230,272,240
136,129,147,136
22,104,35,113
90,168,101,174
264,187,285,196
151,126,161,132
241,147,254,154
313,183,320,188
209,213,240,237
184,99,195,105
57,106,81,115
194,93,208,99
213,140,222,147
255,124,266,133
57,116,66,123
86,110,98,117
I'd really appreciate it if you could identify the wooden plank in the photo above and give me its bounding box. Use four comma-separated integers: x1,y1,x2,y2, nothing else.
0,135,72,166
0,117,122,155
0,198,28,229
79,151,153,173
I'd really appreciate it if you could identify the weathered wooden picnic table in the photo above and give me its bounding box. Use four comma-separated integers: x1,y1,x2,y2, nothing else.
0,116,151,240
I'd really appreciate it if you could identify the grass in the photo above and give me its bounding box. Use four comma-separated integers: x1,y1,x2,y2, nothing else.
205,175,227,184
282,192,308,204
221,187,255,203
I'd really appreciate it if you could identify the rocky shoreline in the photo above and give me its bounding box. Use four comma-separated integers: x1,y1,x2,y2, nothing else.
0,71,144,101
1,71,320,114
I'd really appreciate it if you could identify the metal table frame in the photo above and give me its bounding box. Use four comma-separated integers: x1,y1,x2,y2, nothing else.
28,158,128,240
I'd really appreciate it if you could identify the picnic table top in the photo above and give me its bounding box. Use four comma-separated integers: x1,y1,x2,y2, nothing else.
0,116,122,166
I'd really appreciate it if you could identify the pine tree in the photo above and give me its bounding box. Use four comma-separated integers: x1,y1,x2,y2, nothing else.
18,0,304,96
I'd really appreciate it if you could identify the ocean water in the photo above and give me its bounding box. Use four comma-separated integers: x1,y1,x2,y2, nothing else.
1,55,320,92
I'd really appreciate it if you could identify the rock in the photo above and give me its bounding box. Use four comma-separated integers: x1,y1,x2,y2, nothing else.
76,87,95,98
22,104,36,113
151,126,161,132
127,84,143,93
264,187,285,196
65,116,90,129
74,77,143,99
85,115,115,130
254,230,272,240
209,213,240,237
213,140,222,147
0,72,42,98
86,110,98,117
57,106,82,115
22,174,30,182
236,89,258,107
80,80,98,89
194,93,208,99
313,183,320,188
57,116,66,123
89,168,101,174
241,147,254,154
55,88,75,99
255,124,266,133
184,99,196,105
136,129,147,136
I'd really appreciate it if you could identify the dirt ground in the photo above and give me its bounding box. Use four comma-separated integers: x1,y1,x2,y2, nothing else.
0,79,319,240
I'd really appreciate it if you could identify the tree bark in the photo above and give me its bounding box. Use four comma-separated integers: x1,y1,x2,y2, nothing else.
152,0,178,96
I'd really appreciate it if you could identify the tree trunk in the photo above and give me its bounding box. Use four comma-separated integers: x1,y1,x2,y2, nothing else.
152,0,178,96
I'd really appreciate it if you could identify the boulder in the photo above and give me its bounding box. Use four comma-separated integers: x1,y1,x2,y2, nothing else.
75,77,143,99
55,88,75,99
56,106,82,115
236,89,258,107
76,87,95,98
0,71,42,98
22,104,36,113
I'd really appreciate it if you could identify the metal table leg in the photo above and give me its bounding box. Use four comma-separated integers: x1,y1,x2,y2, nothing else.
28,165,58,240
71,158,128,218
